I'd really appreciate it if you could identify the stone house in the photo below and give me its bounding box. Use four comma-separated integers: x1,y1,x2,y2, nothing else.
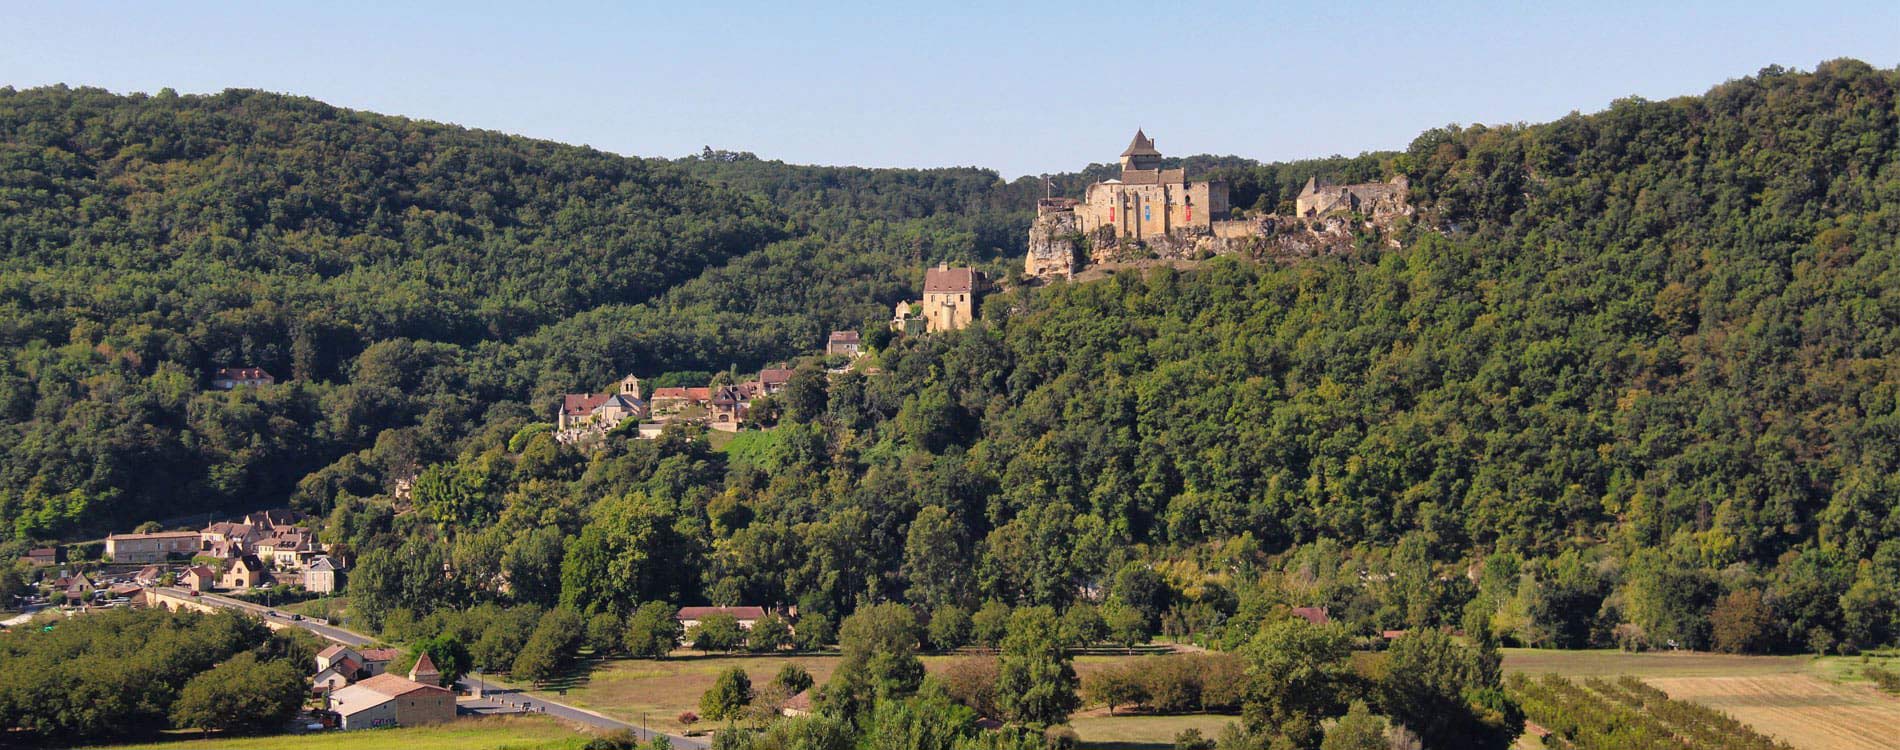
556,375,649,432
676,605,767,631
328,673,454,730
134,565,165,585
182,565,217,592
709,385,748,426
826,330,862,357
894,266,984,333
210,367,276,389
105,531,201,564
22,547,58,567
219,554,268,590
758,368,795,395
305,555,344,594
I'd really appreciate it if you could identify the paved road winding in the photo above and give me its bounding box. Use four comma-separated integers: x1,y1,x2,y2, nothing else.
175,588,705,747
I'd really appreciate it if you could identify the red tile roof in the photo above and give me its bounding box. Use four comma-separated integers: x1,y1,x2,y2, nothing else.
353,672,449,697
358,648,401,663
759,368,794,386
676,606,766,621
650,387,690,400
1290,606,1330,626
562,392,613,417
924,267,977,294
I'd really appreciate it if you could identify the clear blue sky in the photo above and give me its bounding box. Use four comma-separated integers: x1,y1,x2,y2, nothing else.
5,1,1897,177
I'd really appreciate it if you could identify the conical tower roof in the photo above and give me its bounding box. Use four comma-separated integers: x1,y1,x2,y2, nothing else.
1120,129,1160,157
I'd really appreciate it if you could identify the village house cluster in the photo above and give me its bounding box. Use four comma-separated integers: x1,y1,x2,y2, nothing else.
554,364,799,444
93,508,344,594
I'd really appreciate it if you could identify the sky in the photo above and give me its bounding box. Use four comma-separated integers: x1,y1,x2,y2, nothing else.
4,1,1898,178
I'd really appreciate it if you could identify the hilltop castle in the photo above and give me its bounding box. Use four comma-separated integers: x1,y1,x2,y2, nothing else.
1074,130,1232,241
1027,131,1414,281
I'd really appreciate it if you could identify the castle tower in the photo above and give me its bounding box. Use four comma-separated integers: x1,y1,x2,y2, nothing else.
1120,129,1162,174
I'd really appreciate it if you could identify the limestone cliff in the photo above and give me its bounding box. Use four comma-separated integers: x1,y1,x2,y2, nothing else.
1025,211,1082,280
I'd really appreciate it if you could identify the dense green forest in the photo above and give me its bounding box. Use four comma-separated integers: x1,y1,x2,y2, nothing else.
5,58,1899,676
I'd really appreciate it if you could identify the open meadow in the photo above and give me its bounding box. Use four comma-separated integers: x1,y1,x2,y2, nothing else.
79,715,590,750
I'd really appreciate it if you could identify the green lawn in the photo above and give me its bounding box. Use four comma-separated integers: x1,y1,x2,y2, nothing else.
1501,647,1816,679
1070,714,1235,749
81,715,589,750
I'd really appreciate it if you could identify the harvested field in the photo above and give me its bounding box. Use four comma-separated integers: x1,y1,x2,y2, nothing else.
1647,674,1900,750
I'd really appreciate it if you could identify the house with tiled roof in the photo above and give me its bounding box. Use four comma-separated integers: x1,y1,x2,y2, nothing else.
105,531,201,564
826,331,863,358
134,565,165,585
676,605,767,630
757,368,795,395
1290,606,1330,626
305,555,344,593
182,565,217,592
710,385,748,426
219,554,268,590
210,367,276,389
22,547,58,567
328,673,454,730
894,265,985,333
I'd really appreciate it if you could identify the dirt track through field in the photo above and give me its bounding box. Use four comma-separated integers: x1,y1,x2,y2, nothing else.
1647,675,1900,750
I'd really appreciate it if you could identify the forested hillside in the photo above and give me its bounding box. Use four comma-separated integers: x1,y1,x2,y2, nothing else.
315,59,1900,665
0,87,1024,539
7,60,1900,668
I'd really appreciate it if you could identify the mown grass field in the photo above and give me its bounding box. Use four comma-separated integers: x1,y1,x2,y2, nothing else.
546,650,1193,734
81,714,589,750
1068,714,1234,750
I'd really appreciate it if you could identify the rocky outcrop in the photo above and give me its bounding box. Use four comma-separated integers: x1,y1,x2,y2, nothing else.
1025,211,1082,280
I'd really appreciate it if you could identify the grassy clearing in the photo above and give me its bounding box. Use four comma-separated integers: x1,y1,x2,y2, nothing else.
81,714,589,750
1501,648,1812,678
551,653,848,732
1069,714,1234,749
551,652,1168,732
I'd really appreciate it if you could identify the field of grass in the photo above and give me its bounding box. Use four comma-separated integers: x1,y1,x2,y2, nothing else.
548,650,1192,734
1069,714,1234,750
82,715,589,750
1501,648,1814,678
549,652,848,732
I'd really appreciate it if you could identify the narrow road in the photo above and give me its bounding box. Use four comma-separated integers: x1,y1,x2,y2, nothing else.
460,674,708,749
163,588,372,646
175,588,705,746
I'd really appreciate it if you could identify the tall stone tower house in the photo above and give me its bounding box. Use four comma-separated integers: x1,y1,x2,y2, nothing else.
920,265,979,332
